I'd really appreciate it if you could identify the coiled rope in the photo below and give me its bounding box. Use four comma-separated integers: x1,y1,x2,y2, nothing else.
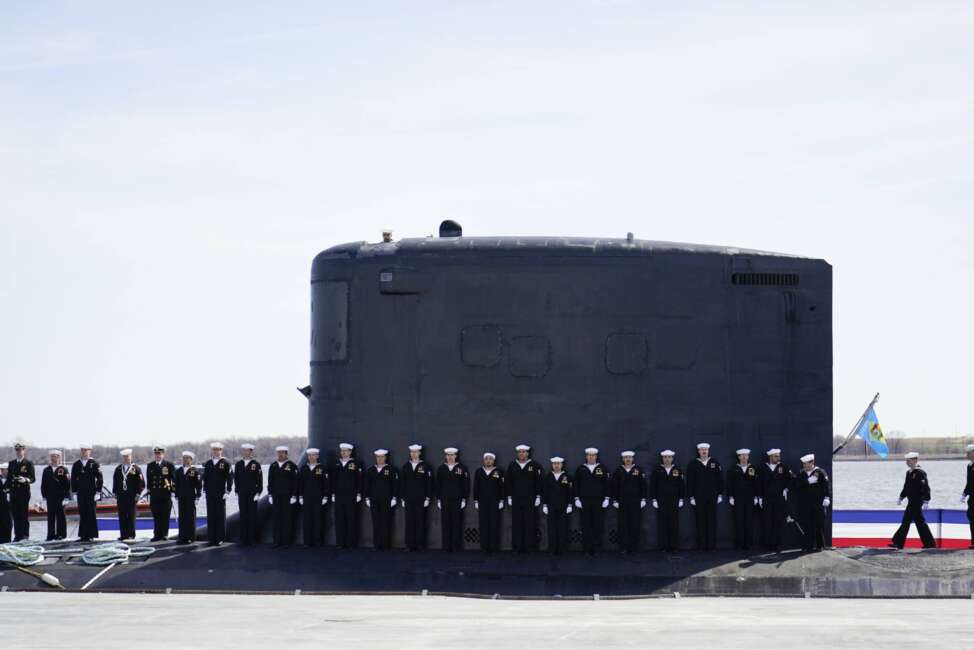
0,539,156,567
80,542,156,566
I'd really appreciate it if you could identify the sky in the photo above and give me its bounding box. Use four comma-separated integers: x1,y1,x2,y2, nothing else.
1,2,972,447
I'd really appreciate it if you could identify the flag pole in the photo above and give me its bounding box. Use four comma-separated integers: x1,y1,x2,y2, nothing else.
832,392,880,456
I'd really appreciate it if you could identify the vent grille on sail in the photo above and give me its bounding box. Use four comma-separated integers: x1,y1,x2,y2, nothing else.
731,272,799,287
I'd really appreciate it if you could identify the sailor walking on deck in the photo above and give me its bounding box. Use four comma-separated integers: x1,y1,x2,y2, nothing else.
399,444,432,551
40,449,70,540
794,453,830,551
112,449,145,541
964,444,974,549
435,447,469,552
298,447,328,547
687,442,723,551
613,450,648,554
757,448,792,552
507,444,542,554
649,450,683,553
473,451,504,553
889,452,936,550
202,442,233,546
235,443,263,546
6,443,35,541
146,446,176,541
71,444,103,542
726,448,759,551
542,456,573,555
365,449,398,550
332,443,363,549
268,446,298,547
174,451,202,544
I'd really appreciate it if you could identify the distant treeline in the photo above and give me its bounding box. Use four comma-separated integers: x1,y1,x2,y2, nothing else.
2,436,308,465
833,435,974,459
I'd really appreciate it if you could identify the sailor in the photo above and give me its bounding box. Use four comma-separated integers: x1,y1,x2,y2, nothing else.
332,443,363,549
365,449,398,550
298,447,329,547
726,448,759,551
6,443,35,541
0,463,10,543
757,448,792,551
40,449,71,541
174,451,202,544
145,446,176,542
686,442,723,551
612,451,648,554
202,442,233,546
506,444,543,554
574,447,610,556
435,447,469,552
234,443,263,546
112,449,145,541
649,450,684,553
963,444,974,549
399,443,432,551
473,451,505,553
268,446,298,547
542,456,573,555
794,453,830,551
71,444,103,542
889,452,936,550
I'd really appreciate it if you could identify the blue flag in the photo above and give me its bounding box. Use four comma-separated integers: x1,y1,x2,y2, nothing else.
855,406,888,458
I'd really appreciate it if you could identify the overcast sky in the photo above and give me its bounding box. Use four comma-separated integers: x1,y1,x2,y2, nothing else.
1,2,972,448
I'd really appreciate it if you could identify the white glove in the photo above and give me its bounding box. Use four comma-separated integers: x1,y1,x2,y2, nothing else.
253,494,260,502
365,497,371,508
507,496,513,506
652,499,659,509
289,496,297,504
638,499,645,509
601,497,609,509
962,494,969,504
269,495,274,505
355,494,362,503
460,499,466,509
822,497,831,508
534,496,541,507
474,500,479,510
437,499,442,510
497,500,503,510
62,498,70,505
566,505,573,513
424,497,430,508
387,497,395,507
321,496,328,505
678,499,684,508
401,500,406,510
690,496,696,506
542,504,549,514
574,497,582,509
717,495,723,504
729,496,735,506
897,498,903,506
921,501,929,510
613,500,620,509
783,488,788,501
94,493,102,502
299,496,304,505
753,496,759,506
222,492,228,500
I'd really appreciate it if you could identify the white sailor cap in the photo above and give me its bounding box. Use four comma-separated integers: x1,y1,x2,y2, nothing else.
120,448,133,456
483,452,496,459
736,448,751,456
241,443,255,450
408,444,423,451
275,445,289,453
967,444,974,453
904,452,919,460
515,444,531,451
550,456,564,463
339,443,354,450
374,448,389,456
80,444,93,450
210,441,224,449
766,448,781,456
621,451,635,457
182,450,195,459
444,447,459,454
306,448,320,455
0,462,7,470
696,443,710,450
49,449,62,456
584,447,599,455
660,449,675,456
800,453,815,463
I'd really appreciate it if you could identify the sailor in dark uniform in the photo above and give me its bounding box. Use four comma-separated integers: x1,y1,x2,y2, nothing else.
686,442,723,551
365,449,398,550
506,444,542,554
473,451,504,553
146,446,176,541
0,463,10,543
202,441,233,546
612,450,648,554
112,449,145,541
268,445,299,547
794,453,830,551
542,456,573,555
234,443,263,546
726,448,759,550
757,448,792,551
964,443,974,549
649,450,685,553
399,443,432,551
435,447,469,552
6,443,35,541
890,452,936,549
174,451,202,544
332,442,363,549
298,447,328,547
40,449,71,540
71,444,103,542
574,447,610,556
